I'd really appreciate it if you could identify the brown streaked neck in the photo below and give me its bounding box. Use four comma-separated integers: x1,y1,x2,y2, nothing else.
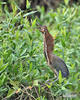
43,31,54,64
43,31,54,53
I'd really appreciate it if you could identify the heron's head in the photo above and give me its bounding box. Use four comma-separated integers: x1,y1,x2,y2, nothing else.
39,26,48,34
36,23,48,34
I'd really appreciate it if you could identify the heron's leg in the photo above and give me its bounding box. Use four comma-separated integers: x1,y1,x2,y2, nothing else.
45,75,57,83
52,76,58,84
45,76,58,86
51,72,59,84
45,73,59,85
45,66,58,82
45,73,58,84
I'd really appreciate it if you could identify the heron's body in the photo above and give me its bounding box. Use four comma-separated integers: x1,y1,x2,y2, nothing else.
49,54,69,77
39,25,69,78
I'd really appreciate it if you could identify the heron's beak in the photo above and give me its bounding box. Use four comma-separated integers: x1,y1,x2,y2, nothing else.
36,23,42,31
36,23,45,34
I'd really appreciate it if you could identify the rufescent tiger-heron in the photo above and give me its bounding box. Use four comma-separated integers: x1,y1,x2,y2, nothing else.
37,25,69,84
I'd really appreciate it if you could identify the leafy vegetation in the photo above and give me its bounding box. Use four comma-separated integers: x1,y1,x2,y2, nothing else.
0,1,80,100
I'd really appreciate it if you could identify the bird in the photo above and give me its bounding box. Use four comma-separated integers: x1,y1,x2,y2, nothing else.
37,25,69,83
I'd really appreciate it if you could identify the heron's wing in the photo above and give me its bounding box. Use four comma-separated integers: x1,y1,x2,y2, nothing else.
51,55,69,78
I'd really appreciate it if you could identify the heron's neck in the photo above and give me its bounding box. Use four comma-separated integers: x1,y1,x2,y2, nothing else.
43,32,54,63
44,32,54,53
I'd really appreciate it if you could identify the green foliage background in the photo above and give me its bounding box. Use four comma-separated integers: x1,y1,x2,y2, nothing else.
0,1,80,100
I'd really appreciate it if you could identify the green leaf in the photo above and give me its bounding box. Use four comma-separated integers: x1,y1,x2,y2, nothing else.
0,74,6,87
59,70,62,84
19,62,23,73
25,32,31,46
46,83,52,88
6,89,15,98
61,38,65,47
32,18,37,27
0,2,6,5
5,10,11,18
62,86,66,90
9,79,19,88
23,11,37,17
20,48,27,56
26,0,30,9
0,57,3,67
0,63,8,73
64,0,69,5
33,80,38,86
15,30,19,40
29,62,32,71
